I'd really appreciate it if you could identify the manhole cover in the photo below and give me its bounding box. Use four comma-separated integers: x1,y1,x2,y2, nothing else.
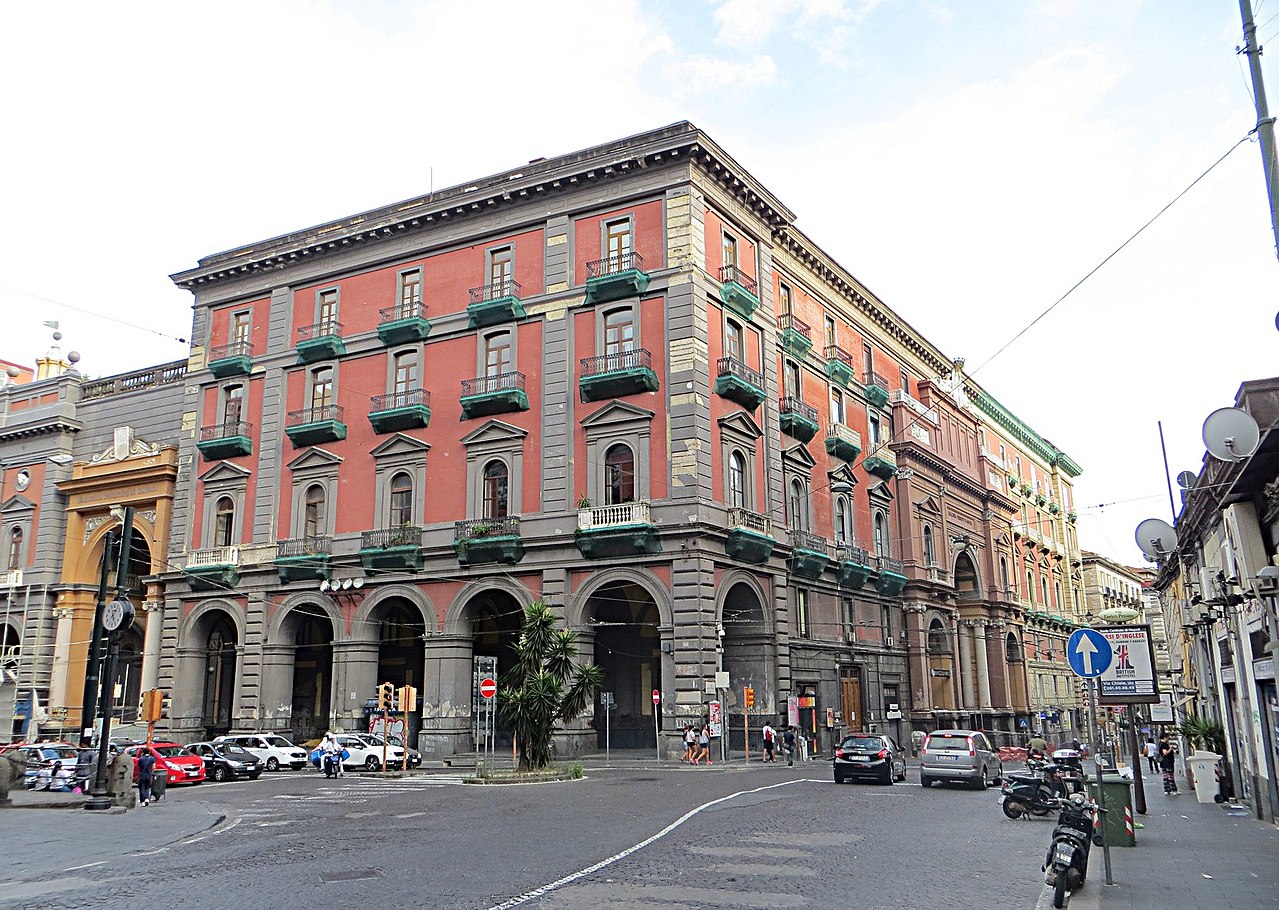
322,868,383,882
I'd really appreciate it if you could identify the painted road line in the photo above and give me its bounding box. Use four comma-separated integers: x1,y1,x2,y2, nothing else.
64,861,106,872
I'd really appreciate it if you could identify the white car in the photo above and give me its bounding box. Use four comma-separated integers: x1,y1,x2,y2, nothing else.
213,733,309,771
335,733,406,771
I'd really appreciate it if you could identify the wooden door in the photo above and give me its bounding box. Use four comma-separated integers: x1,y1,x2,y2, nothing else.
841,672,863,732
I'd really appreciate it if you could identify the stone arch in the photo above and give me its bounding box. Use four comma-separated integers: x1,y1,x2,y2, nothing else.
717,573,776,716
953,551,981,601
78,516,162,584
268,591,344,644
179,598,247,648
565,566,673,631
352,584,438,641
714,570,771,632
443,576,535,636
926,613,956,710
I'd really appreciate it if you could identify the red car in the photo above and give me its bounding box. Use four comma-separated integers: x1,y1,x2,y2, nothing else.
125,742,206,785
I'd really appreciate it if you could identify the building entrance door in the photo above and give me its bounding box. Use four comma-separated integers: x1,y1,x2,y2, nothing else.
841,671,863,732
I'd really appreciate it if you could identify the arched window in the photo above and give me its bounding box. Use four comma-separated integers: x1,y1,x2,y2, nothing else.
389,472,413,527
483,331,513,378
1027,569,1035,602
1054,580,1063,610
304,484,326,538
603,308,636,357
999,556,1010,595
788,478,807,531
1040,575,1049,607
927,619,949,654
834,496,850,544
6,527,22,572
873,511,888,557
728,450,746,509
482,460,509,518
214,497,235,547
922,525,935,566
604,444,635,505
1006,632,1022,663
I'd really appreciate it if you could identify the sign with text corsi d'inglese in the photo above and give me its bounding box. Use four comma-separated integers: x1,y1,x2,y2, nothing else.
1097,624,1160,704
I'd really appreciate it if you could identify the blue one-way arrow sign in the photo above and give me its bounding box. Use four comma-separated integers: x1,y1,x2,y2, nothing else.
1067,628,1113,678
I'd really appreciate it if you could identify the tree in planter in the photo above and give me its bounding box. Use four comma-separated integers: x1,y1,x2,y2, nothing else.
1179,713,1227,755
499,601,603,771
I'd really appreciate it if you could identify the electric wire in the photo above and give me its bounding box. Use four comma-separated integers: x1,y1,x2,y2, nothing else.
0,284,189,346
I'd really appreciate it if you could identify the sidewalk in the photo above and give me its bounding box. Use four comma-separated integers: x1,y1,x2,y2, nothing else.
1083,794,1279,909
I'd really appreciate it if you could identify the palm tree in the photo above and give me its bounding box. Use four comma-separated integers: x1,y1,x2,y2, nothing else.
499,602,602,771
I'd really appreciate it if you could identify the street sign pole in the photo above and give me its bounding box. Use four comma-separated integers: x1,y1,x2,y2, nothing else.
1089,678,1114,886
606,696,611,762
652,689,661,762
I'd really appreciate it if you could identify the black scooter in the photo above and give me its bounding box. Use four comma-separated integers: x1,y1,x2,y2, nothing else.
1043,793,1103,908
1002,764,1083,818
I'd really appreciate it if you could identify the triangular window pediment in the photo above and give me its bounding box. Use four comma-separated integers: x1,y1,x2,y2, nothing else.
0,494,36,515
915,495,942,516
717,411,763,441
580,401,655,430
286,447,344,473
370,433,431,460
781,442,817,471
460,418,530,446
198,462,252,484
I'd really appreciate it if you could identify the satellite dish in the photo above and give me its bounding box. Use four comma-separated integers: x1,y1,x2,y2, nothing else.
1135,518,1178,560
319,579,330,592
1202,407,1260,462
1176,471,1197,490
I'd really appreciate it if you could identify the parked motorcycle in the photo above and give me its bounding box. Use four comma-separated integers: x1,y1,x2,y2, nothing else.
1043,793,1103,908
1002,764,1083,819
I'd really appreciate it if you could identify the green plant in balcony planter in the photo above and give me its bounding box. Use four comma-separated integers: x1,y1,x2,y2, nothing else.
470,524,492,539
577,495,591,509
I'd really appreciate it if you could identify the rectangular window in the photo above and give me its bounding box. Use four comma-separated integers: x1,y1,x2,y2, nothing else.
779,282,792,315
863,342,874,377
605,220,632,267
796,589,810,638
489,247,514,290
830,388,845,426
222,385,244,425
725,320,744,361
899,367,909,396
484,332,513,377
784,361,800,398
399,269,422,314
310,367,334,411
722,232,738,269
824,316,836,348
843,598,855,639
318,289,339,328
604,308,636,356
393,351,418,394
231,312,251,345
869,413,881,446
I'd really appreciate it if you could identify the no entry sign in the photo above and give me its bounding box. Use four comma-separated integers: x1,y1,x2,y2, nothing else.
480,677,497,699
652,688,660,705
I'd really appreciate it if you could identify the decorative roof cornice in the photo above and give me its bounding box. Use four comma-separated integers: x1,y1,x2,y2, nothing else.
966,386,1082,477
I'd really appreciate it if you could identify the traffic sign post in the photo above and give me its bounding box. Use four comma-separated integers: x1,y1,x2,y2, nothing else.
1088,677,1115,886
1067,628,1113,679
652,689,661,762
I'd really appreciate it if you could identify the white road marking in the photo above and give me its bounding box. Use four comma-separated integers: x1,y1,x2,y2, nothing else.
64,861,106,872
483,778,817,910
256,821,292,827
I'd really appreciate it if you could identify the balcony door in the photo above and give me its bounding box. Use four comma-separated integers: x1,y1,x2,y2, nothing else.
605,220,632,271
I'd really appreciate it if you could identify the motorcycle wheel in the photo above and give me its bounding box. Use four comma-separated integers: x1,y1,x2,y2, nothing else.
1030,804,1053,817
1053,871,1068,908
1002,800,1025,820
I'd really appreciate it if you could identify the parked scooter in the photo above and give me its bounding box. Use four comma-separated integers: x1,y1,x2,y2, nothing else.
1043,793,1103,908
1002,763,1084,819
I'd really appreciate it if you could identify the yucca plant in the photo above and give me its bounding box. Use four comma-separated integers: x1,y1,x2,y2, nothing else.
1179,713,1227,755
499,601,602,771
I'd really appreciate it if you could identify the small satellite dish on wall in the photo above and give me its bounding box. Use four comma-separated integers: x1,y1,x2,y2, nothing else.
1202,407,1260,462
1176,470,1197,489
1135,518,1178,560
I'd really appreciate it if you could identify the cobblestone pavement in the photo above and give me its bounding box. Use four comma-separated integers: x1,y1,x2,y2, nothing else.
1,761,1272,909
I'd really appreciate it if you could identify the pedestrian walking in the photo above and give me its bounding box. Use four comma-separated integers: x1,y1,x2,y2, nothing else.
695,723,712,765
683,724,695,764
783,725,796,766
761,722,777,763
137,749,156,806
1158,733,1179,795
1145,737,1159,774
75,737,96,794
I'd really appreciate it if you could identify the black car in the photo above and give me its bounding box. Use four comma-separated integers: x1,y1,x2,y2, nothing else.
185,741,264,782
833,734,908,785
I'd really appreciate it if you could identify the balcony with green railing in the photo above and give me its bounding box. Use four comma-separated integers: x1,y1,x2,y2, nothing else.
285,404,347,447
359,525,423,572
579,349,659,402
714,356,766,411
876,556,908,596
185,546,240,592
824,345,856,388
787,529,831,579
777,313,813,359
460,371,528,418
718,264,760,321
377,301,432,346
575,500,659,559
467,279,525,328
368,388,432,433
197,421,253,461
208,340,253,378
275,536,333,583
836,544,874,589
780,396,820,443
296,319,345,364
863,445,897,480
864,371,890,408
454,516,525,566
726,508,774,564
585,251,651,305
825,423,863,463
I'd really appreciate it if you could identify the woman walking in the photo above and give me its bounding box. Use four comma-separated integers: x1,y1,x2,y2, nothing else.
695,723,712,765
682,725,695,764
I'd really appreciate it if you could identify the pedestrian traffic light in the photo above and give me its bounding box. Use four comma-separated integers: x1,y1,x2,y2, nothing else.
397,685,417,713
744,687,755,709
377,681,395,711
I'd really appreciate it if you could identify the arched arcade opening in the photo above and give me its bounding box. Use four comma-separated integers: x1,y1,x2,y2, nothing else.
586,580,661,749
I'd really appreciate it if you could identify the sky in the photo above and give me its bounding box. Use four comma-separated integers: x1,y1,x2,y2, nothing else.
2,0,1276,566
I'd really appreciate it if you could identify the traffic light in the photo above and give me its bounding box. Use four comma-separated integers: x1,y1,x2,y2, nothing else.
397,685,417,713
744,687,756,710
377,682,395,711
141,688,163,723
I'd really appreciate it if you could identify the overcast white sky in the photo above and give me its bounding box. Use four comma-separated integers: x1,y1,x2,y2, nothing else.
2,0,1275,566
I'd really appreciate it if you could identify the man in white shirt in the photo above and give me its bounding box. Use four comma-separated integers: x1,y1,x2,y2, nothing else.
761,723,777,763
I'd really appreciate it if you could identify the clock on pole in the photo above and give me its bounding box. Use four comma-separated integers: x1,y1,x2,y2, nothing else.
102,598,135,634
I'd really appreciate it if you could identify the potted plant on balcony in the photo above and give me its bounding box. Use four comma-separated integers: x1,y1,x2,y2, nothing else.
577,494,591,509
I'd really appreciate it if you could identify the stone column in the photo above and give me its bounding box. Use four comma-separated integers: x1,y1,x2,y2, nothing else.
140,600,164,692
258,644,297,733
975,620,992,708
957,618,974,709
421,633,473,758
903,603,930,715
47,606,75,719
332,639,378,732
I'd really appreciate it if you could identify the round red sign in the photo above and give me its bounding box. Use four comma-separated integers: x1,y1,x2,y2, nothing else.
480,678,497,699
652,688,660,705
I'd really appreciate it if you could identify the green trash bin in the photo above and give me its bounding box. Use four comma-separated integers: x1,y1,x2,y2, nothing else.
1087,771,1136,847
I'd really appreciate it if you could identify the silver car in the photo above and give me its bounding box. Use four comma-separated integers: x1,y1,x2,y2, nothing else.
919,729,1002,789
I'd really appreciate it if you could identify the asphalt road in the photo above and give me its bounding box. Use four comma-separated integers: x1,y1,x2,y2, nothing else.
1,760,1051,910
